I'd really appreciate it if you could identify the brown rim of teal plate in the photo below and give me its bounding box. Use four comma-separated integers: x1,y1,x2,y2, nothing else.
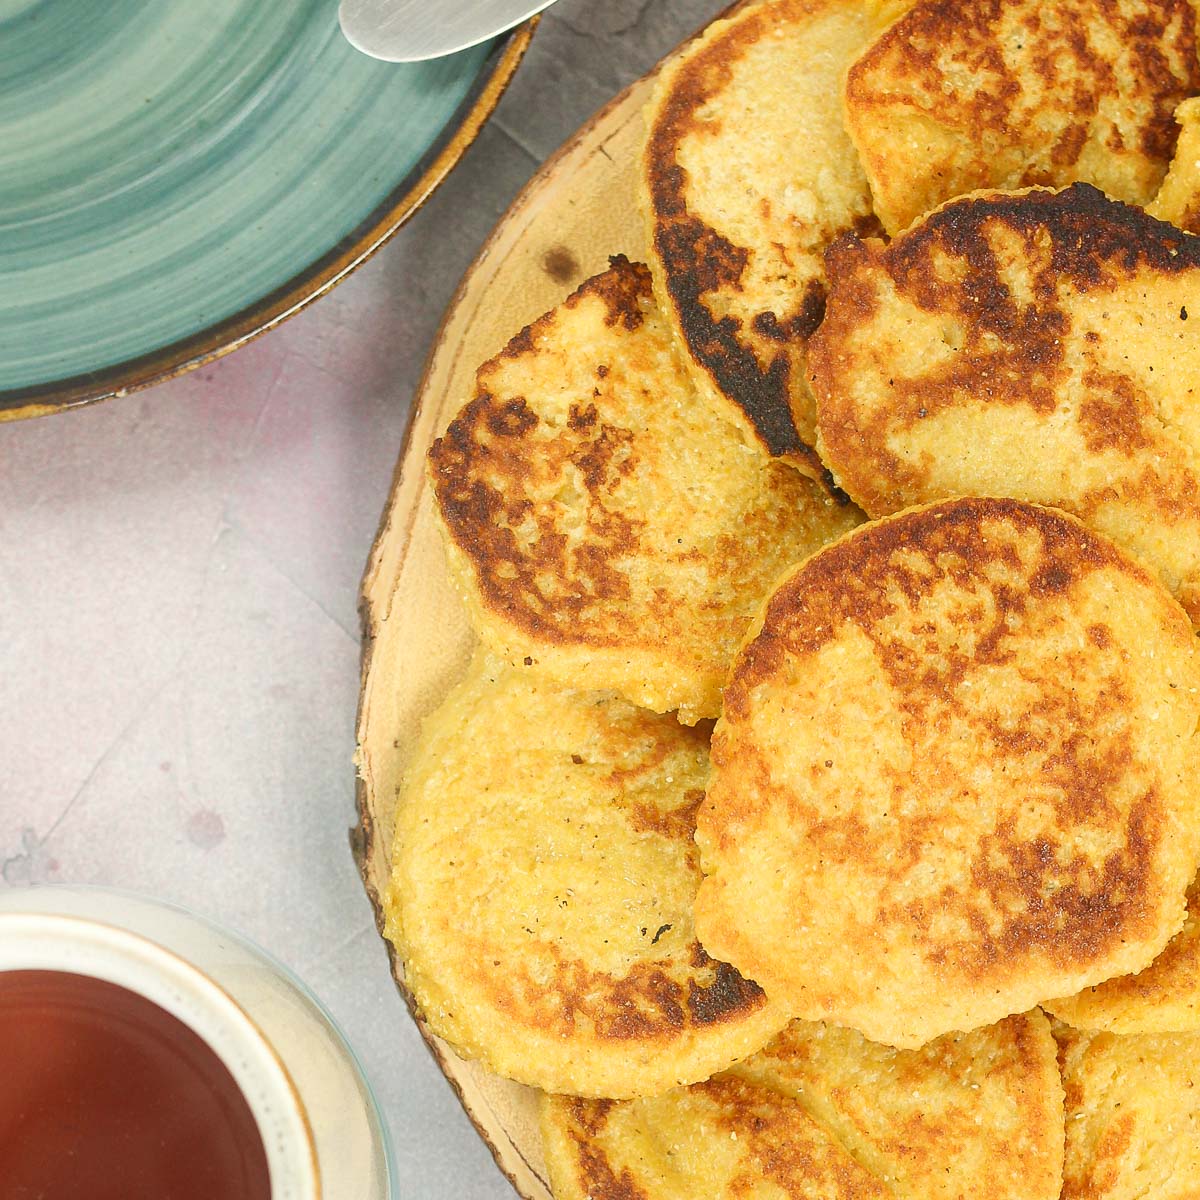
1,21,536,424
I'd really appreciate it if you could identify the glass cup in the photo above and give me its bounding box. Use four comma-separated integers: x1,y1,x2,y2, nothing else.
0,885,393,1200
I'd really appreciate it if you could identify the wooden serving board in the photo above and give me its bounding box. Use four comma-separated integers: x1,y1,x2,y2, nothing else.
352,55,673,1200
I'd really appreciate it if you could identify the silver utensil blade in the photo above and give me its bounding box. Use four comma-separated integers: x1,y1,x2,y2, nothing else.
339,0,556,62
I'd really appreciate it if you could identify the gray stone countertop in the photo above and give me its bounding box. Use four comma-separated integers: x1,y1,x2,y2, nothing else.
0,2,724,1196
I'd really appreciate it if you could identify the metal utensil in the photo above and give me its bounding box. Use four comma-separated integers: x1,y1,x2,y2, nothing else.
339,0,556,62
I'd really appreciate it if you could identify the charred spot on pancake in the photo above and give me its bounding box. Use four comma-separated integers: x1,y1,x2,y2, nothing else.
586,255,650,331
818,234,881,325
592,966,688,1040
752,281,828,345
642,1,874,462
686,957,765,1025
505,327,535,357
925,184,1200,282
649,204,802,456
482,396,538,437
752,311,791,343
482,940,765,1044
1077,371,1157,454
574,1141,650,1200
1047,873,1200,1032
567,401,599,431
951,792,1160,975
625,788,706,844
876,188,1200,362
482,934,767,1043
567,1097,615,1138
654,213,748,293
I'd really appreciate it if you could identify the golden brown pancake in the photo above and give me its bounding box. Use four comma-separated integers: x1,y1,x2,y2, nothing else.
1058,1023,1200,1199
429,256,861,725
542,1079,891,1200
383,653,790,1099
811,184,1200,623
542,1011,1063,1200
694,497,1200,1049
1046,874,1200,1034
639,0,875,469
843,0,1200,236
1148,97,1200,233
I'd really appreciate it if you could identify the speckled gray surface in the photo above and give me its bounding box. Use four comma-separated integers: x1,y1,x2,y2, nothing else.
0,2,722,1196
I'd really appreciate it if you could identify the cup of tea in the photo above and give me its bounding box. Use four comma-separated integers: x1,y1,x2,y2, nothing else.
0,886,393,1200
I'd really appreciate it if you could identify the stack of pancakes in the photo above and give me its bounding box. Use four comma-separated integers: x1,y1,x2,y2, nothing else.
384,1,1200,1196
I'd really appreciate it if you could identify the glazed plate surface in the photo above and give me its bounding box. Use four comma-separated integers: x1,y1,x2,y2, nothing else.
0,0,529,416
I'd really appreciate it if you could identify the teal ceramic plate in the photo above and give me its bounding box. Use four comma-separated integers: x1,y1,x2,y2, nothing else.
0,0,533,419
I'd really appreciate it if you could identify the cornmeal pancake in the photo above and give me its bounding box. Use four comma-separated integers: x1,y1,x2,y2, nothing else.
695,497,1200,1049
640,0,875,469
843,0,1200,236
1058,1024,1200,1199
811,184,1200,623
384,654,790,1099
1148,97,1200,233
429,256,862,724
542,1011,1062,1200
542,1080,891,1200
1046,874,1200,1034
732,1013,1062,1200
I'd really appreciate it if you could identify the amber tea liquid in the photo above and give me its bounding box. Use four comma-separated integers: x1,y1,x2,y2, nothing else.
0,969,272,1200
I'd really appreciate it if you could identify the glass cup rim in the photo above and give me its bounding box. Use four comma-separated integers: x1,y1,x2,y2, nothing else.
0,895,322,1200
